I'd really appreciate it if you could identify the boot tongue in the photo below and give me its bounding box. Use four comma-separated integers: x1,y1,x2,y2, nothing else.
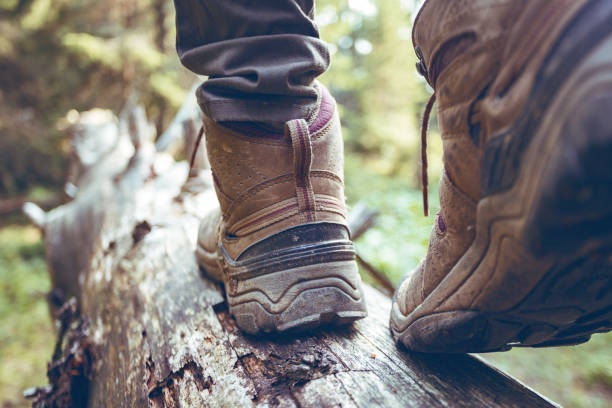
189,86,336,186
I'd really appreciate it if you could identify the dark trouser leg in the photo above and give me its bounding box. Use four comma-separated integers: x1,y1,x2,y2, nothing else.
173,0,329,128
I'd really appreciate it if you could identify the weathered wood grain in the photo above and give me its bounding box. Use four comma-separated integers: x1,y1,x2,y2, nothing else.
28,104,559,408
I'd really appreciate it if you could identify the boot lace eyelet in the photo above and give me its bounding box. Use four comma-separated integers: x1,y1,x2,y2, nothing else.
224,232,238,241
414,46,429,79
416,61,428,78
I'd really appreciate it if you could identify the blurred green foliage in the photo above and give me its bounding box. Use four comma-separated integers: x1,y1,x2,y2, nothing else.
345,154,439,284
0,0,193,196
485,334,612,408
317,0,438,183
0,223,54,407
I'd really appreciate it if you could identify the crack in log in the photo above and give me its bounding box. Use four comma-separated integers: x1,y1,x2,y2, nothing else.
147,357,212,407
352,323,442,403
213,303,262,403
238,349,339,406
333,373,362,407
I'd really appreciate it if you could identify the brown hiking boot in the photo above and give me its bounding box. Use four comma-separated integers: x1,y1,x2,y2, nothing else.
390,0,612,353
196,84,367,335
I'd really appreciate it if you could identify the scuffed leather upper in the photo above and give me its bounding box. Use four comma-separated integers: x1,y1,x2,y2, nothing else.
397,0,588,315
203,83,348,260
414,0,527,201
480,0,588,139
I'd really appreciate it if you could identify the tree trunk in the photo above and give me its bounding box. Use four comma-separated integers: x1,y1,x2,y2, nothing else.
25,99,559,408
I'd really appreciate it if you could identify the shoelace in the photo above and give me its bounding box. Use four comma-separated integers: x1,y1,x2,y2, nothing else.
189,125,205,173
416,45,435,217
420,92,436,217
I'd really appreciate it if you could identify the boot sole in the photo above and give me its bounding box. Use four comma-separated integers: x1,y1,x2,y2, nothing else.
217,224,367,335
391,0,612,353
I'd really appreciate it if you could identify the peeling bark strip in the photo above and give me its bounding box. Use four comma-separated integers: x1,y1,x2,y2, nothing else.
25,298,94,408
26,103,560,407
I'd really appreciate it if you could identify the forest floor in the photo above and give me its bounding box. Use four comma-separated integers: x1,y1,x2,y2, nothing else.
1,168,610,407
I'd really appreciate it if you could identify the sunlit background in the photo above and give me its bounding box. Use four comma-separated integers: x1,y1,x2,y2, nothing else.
1,0,610,407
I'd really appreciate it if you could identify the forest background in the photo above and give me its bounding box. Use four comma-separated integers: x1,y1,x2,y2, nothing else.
0,0,610,407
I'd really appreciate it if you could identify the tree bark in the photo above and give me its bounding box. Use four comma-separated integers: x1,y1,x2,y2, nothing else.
26,102,559,407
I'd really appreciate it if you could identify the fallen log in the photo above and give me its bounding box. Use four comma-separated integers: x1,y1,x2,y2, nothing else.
25,103,559,407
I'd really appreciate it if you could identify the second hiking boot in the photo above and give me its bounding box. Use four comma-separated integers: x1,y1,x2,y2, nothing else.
196,84,367,335
391,0,612,353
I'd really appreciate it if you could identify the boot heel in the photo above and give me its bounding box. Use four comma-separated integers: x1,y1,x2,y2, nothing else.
222,223,367,334
229,260,366,334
